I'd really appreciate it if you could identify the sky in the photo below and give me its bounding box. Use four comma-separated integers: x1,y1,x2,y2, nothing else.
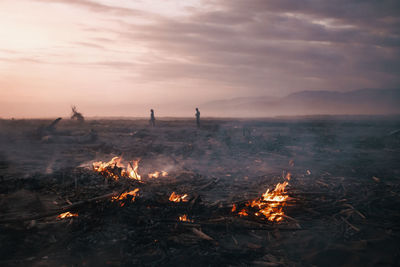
0,0,399,118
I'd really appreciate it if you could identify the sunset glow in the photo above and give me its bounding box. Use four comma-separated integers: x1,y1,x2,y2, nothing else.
0,0,399,117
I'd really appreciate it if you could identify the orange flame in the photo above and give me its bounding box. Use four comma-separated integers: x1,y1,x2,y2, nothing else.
238,209,248,216
179,214,193,222
169,192,188,202
112,188,140,202
93,156,123,180
233,173,291,222
231,204,237,212
93,157,141,181
126,160,141,180
57,211,78,219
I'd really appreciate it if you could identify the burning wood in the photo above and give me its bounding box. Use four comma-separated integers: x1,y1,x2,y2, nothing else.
112,188,140,202
179,214,193,222
93,157,141,181
57,211,78,219
169,192,189,202
232,174,291,222
112,188,140,207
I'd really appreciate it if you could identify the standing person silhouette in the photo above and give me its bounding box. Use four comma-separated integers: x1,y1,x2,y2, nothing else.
149,109,155,127
195,108,200,128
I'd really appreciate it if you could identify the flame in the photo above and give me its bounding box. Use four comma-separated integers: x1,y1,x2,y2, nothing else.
112,188,140,202
238,209,248,216
126,160,141,180
57,211,78,219
231,204,237,212
233,173,291,222
93,156,123,180
169,192,188,202
148,171,168,178
93,157,141,181
179,214,193,222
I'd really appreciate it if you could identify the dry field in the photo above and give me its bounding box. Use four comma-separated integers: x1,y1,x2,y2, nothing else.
0,117,399,266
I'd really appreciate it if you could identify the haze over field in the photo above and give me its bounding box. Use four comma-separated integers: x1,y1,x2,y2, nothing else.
0,0,399,117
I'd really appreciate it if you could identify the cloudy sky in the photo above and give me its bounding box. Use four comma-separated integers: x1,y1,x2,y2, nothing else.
0,0,399,117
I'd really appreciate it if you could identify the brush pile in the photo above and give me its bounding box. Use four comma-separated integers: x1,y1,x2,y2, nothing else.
1,162,399,266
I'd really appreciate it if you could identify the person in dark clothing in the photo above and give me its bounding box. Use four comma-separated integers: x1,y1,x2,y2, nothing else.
195,108,200,128
149,109,155,127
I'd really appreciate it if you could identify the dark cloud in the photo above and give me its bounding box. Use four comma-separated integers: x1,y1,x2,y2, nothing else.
33,0,400,96
138,0,400,93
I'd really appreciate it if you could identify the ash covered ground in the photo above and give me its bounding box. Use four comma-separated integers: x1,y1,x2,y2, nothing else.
0,117,400,266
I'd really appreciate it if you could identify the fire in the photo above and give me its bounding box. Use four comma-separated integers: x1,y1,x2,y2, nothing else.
260,181,289,202
93,157,141,181
233,174,291,222
148,171,168,179
179,214,193,222
127,160,141,180
93,156,123,180
112,188,140,202
238,209,248,216
231,204,237,212
169,192,188,202
57,211,78,219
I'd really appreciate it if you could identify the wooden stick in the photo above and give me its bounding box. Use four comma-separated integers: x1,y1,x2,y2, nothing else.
0,192,119,224
192,228,214,241
341,217,360,232
195,177,220,191
154,219,303,231
342,203,366,219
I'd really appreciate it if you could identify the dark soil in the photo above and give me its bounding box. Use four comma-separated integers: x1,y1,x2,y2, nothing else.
0,116,399,266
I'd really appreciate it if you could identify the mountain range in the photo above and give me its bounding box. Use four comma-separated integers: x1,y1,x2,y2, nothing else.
202,88,400,117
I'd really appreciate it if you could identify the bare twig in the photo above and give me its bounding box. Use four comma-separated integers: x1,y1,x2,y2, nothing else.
0,192,119,224
192,228,214,241
341,217,360,232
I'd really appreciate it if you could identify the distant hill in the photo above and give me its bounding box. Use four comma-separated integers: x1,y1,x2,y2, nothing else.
202,88,400,117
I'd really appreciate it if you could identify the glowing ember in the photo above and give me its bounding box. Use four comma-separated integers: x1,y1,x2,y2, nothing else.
93,157,141,181
179,214,193,222
148,171,168,179
57,211,78,219
169,192,188,202
233,174,291,222
238,209,248,216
